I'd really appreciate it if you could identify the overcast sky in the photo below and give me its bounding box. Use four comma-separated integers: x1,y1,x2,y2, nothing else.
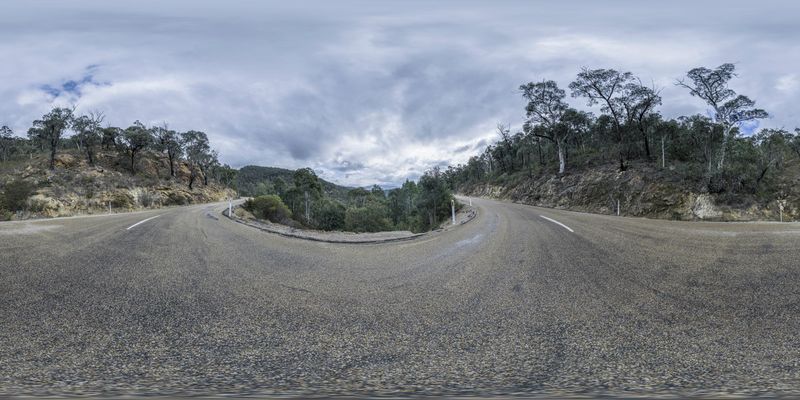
2,1,799,187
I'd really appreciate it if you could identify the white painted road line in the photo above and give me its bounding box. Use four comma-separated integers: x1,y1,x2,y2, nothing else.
540,215,574,233
126,215,161,230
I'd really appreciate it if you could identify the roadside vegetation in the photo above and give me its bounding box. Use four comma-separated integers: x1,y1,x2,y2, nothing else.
242,167,456,233
443,64,800,220
0,108,236,219
1,108,457,231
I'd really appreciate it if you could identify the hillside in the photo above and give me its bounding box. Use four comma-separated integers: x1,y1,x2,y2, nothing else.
236,165,351,200
458,159,800,222
0,148,235,220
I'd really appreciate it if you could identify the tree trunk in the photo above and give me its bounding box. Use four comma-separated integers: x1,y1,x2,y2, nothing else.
304,191,310,222
717,125,733,171
557,140,566,174
537,140,544,166
168,154,175,177
661,136,666,169
130,152,136,174
49,144,57,170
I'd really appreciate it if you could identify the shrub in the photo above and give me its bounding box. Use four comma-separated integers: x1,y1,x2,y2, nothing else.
1,179,36,211
244,195,292,223
139,191,158,208
314,199,346,231
344,202,392,233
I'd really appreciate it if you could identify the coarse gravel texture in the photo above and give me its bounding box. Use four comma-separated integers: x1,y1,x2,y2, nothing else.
1,198,800,397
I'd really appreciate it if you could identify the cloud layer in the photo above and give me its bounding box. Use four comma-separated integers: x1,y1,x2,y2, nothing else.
2,1,799,187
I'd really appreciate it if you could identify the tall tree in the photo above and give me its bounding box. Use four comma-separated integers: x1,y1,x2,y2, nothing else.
751,129,788,188
624,81,662,159
29,107,74,170
676,63,768,171
416,167,452,229
71,112,104,166
152,124,183,178
789,128,800,159
118,121,153,174
101,126,121,150
292,167,322,222
0,125,13,162
520,80,573,174
569,68,634,170
182,130,212,189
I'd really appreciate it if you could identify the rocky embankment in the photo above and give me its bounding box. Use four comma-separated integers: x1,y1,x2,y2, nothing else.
461,163,798,222
1,152,235,219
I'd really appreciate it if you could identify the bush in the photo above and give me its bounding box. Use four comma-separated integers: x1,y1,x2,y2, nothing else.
0,179,36,211
344,202,392,233
244,195,292,223
314,199,346,231
139,191,158,208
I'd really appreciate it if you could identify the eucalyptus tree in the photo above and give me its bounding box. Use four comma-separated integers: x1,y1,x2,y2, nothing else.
520,80,576,174
569,68,636,170
790,129,800,159
0,125,13,162
28,107,74,170
119,121,153,174
101,126,121,149
72,111,104,165
751,129,789,188
676,63,768,171
152,124,183,178
182,130,212,189
625,81,662,159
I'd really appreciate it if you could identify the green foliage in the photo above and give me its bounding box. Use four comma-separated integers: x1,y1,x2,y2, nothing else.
0,179,36,212
235,166,349,199
28,107,74,170
181,130,216,188
416,168,454,231
71,113,104,165
344,202,392,233
119,121,154,174
445,63,800,203
0,125,14,162
293,168,323,199
314,198,346,231
240,170,452,233
151,125,183,177
244,195,292,223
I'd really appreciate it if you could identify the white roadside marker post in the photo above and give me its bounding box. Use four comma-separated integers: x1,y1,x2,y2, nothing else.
617,199,620,216
451,199,456,225
469,197,472,206
779,201,784,222
229,199,233,217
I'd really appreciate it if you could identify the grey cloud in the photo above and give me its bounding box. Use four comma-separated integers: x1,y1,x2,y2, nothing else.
1,0,799,186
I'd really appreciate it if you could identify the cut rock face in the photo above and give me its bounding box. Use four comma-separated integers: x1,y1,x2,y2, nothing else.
692,194,722,220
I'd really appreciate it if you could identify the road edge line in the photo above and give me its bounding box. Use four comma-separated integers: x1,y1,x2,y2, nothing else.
540,215,574,233
126,215,161,230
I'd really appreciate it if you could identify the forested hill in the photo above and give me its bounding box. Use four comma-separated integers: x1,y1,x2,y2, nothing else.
442,63,800,222
236,165,351,201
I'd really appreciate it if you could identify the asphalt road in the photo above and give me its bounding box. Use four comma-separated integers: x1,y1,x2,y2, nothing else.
2,198,800,397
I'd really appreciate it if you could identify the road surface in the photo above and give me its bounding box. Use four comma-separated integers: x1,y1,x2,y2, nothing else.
1,198,800,396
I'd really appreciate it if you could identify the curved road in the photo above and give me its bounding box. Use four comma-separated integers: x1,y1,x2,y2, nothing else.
1,198,800,396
